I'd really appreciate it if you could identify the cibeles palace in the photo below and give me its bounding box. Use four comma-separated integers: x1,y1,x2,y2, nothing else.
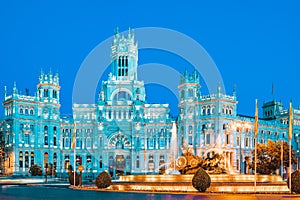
1,29,300,177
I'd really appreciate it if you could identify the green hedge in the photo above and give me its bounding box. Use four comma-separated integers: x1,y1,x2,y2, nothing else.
192,168,211,192
95,171,112,189
291,170,300,194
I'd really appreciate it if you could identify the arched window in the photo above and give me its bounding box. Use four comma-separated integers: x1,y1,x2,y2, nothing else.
44,152,48,168
118,56,121,67
113,91,131,102
25,108,29,115
122,56,125,66
99,155,103,168
25,151,29,168
19,151,23,168
20,108,24,114
211,107,215,114
30,152,34,166
207,106,211,115
202,106,206,115
125,56,128,66
44,89,49,98
29,109,34,115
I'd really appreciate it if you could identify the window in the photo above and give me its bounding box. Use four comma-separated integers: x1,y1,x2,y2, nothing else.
237,136,240,146
86,155,92,171
24,133,30,145
53,135,57,146
30,109,34,115
44,152,48,168
53,90,57,99
108,111,112,119
226,134,230,145
76,138,82,148
19,151,23,168
30,152,34,166
86,137,91,148
188,136,193,145
20,108,24,114
245,137,249,147
25,151,29,168
113,91,131,102
53,153,57,169
136,155,140,168
188,89,193,98
64,155,70,170
206,133,210,145
44,134,48,145
202,107,206,115
44,89,49,98
99,156,103,168
25,109,28,115
99,137,103,148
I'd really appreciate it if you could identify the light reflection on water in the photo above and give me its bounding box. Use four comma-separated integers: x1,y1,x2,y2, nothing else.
0,186,298,200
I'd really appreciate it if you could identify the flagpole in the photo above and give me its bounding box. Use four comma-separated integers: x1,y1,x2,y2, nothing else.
254,99,258,193
73,123,77,187
74,143,76,187
289,139,292,194
281,140,283,178
288,101,293,194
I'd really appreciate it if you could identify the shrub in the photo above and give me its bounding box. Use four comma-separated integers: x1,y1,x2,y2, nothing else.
68,172,80,186
29,165,43,176
290,170,300,194
192,168,211,192
95,171,112,189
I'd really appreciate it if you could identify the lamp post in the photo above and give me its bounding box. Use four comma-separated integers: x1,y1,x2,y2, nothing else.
78,165,84,187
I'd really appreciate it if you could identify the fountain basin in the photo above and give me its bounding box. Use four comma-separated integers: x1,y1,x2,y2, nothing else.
111,174,290,193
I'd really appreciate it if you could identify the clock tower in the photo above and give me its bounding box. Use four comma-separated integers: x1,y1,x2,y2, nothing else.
110,28,138,81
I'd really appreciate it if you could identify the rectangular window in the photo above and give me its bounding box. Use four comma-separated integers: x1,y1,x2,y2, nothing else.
53,136,57,146
237,136,240,146
226,134,230,145
99,137,103,148
160,138,165,149
24,134,30,145
206,134,210,145
188,136,193,145
245,137,249,147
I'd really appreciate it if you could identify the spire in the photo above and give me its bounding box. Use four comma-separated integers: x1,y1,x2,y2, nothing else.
233,84,236,97
13,82,17,94
128,27,131,38
4,86,7,98
217,82,221,94
184,69,188,78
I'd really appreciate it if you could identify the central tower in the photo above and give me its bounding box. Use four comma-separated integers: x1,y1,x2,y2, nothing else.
110,28,138,81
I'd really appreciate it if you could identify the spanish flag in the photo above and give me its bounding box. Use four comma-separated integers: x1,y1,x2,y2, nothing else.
71,123,76,149
288,101,293,141
254,99,259,137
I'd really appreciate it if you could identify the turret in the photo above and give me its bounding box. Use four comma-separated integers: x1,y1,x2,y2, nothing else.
37,70,60,103
110,28,138,81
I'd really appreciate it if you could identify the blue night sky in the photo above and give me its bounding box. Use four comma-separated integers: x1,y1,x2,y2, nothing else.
0,1,299,117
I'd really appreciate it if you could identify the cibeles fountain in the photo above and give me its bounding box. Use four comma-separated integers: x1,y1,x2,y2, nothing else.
115,122,289,193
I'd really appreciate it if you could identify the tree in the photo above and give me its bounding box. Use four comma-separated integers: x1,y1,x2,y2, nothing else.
249,140,297,174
